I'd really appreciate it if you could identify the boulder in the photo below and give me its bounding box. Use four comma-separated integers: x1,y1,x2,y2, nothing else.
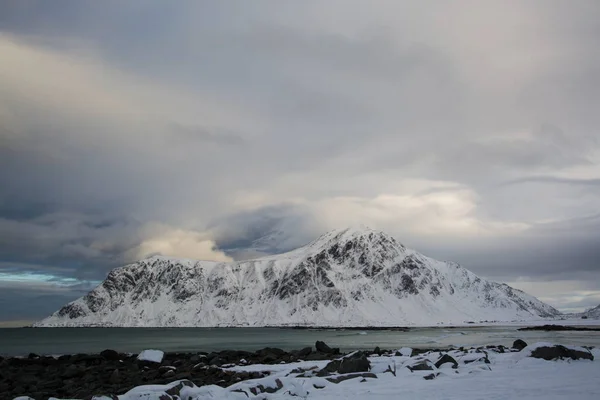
406,360,434,372
318,352,371,376
162,369,176,378
297,347,312,357
315,340,336,354
512,339,528,351
100,349,121,361
61,364,84,379
326,372,377,384
109,369,120,384
529,345,593,361
256,347,286,357
189,354,203,363
434,354,458,369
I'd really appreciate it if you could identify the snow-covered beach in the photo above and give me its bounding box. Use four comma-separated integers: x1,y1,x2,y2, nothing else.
5,337,600,400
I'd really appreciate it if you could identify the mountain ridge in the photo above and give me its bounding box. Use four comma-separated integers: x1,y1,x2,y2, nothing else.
36,227,559,327
582,304,600,319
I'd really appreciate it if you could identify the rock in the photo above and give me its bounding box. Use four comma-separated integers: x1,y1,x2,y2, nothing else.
435,354,458,369
100,349,121,361
165,380,195,396
529,345,594,361
298,347,312,357
316,340,337,354
210,357,227,366
512,339,528,351
190,354,203,363
27,353,40,359
192,362,206,371
326,372,378,384
109,369,120,384
318,352,371,376
424,372,440,380
464,355,490,364
257,347,287,357
290,365,319,375
137,349,164,364
61,364,84,379
304,352,335,361
162,369,176,378
373,346,381,355
247,378,284,395
406,360,434,372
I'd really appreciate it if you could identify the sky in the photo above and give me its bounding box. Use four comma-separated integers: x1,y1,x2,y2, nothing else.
1,0,599,322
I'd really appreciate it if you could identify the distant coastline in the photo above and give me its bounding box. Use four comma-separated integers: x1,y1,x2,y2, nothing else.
0,320,34,328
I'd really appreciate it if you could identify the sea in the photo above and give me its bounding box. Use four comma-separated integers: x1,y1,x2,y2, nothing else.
2,325,600,357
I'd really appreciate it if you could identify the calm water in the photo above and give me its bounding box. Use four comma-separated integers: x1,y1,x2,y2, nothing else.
1,326,599,357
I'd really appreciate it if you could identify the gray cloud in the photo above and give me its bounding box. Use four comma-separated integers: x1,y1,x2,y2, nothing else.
1,1,600,318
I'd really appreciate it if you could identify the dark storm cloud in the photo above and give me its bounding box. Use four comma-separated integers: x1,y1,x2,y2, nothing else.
208,204,318,259
1,1,600,318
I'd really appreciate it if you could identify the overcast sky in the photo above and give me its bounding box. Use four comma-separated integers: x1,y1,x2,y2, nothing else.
1,1,599,321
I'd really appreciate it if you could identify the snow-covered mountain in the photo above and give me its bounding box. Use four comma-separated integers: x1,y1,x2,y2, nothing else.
582,304,600,319
36,227,559,327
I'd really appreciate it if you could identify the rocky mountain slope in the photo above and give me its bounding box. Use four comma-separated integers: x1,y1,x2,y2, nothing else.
36,227,559,327
582,304,600,319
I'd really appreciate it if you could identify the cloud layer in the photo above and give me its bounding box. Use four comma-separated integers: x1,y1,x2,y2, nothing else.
1,1,599,319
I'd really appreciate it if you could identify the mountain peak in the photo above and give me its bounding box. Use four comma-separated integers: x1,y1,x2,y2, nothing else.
312,226,393,244
36,226,559,327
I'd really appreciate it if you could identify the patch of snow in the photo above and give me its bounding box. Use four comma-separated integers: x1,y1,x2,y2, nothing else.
398,347,413,357
136,349,164,363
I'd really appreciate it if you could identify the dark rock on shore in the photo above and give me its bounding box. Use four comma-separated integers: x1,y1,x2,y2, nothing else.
512,339,528,351
406,360,434,371
529,345,594,361
315,340,340,354
326,372,377,383
435,354,458,369
317,351,371,376
296,346,312,358
100,349,121,361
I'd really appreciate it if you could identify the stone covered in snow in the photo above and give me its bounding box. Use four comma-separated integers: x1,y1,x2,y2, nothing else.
137,349,164,364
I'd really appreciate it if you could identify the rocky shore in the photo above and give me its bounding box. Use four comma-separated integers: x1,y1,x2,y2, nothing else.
1,340,596,400
1,342,343,399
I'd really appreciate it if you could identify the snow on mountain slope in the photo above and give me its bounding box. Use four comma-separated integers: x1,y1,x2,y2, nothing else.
35,227,559,327
582,304,600,319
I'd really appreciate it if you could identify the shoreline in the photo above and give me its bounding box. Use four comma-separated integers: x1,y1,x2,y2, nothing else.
1,340,597,400
23,317,600,329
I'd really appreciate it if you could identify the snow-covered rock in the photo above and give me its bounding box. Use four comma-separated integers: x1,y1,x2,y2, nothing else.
397,347,413,357
137,349,164,363
35,227,559,327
